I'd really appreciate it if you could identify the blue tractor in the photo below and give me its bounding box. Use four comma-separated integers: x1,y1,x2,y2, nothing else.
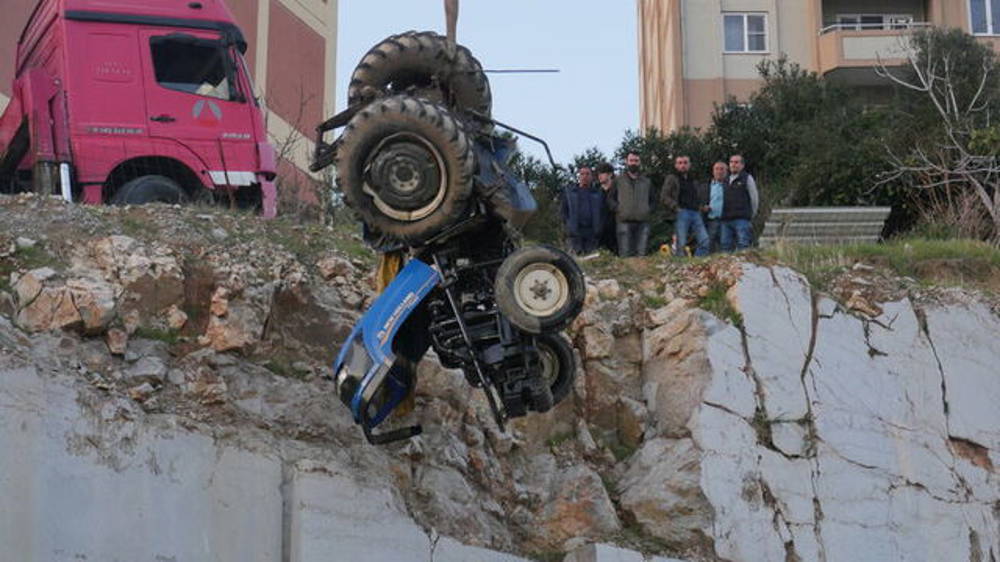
312,32,585,444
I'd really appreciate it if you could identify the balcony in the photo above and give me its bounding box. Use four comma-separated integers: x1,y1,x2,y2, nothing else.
817,22,928,84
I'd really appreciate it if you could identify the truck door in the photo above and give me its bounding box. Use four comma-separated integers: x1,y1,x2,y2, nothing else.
138,29,259,185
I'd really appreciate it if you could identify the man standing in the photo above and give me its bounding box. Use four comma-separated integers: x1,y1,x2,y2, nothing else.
705,161,728,253
661,155,709,256
560,166,604,255
595,162,618,254
720,154,760,252
607,152,654,257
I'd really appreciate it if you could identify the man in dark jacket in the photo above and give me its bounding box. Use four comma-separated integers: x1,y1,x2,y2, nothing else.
560,166,605,255
720,154,760,252
595,162,618,254
661,155,710,256
607,152,654,257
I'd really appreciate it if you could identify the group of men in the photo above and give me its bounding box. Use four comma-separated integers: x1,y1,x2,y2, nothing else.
559,152,759,257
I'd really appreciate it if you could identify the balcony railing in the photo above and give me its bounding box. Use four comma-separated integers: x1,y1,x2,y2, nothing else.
817,24,926,76
819,21,932,35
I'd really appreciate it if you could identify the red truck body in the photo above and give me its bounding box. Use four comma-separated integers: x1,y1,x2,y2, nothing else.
0,0,277,217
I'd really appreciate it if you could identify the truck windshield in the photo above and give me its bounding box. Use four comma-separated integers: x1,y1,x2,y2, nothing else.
150,34,240,102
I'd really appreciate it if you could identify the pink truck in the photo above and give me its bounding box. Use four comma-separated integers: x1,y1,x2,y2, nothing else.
0,0,277,217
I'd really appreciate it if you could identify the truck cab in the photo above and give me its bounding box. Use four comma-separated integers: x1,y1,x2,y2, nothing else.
0,0,277,217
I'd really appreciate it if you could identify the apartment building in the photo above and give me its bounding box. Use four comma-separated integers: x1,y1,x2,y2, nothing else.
0,0,337,181
639,0,1000,133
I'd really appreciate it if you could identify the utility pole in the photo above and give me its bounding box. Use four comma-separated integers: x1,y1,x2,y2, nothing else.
444,0,458,48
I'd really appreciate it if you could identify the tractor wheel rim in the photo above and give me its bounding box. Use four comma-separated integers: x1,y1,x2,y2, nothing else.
363,132,447,222
513,263,569,318
538,343,559,387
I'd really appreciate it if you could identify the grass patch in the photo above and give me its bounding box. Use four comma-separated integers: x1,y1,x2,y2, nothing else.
133,326,181,346
120,213,158,238
642,294,668,309
262,355,311,380
546,430,576,449
607,441,638,463
614,522,675,558
15,245,59,270
525,551,563,562
761,237,1000,291
697,282,743,328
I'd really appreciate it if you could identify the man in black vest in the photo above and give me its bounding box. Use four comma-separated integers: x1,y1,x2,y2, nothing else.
662,155,710,256
560,166,605,255
720,154,759,252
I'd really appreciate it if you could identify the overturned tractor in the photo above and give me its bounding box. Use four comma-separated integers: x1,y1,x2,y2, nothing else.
312,32,584,444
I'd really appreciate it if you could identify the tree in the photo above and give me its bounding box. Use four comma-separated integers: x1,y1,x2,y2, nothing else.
508,150,569,244
711,57,898,210
876,28,1000,241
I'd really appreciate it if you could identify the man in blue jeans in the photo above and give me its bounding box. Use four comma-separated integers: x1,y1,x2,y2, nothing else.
661,155,710,256
607,152,654,257
720,154,759,252
704,161,727,253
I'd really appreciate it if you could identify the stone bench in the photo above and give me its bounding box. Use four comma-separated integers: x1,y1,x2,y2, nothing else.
760,206,892,247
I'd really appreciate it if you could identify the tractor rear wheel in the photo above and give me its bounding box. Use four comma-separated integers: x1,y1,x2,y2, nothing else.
335,95,475,245
535,333,576,410
348,31,492,120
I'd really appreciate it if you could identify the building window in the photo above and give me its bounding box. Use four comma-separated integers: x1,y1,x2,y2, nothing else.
971,0,1000,34
724,13,768,53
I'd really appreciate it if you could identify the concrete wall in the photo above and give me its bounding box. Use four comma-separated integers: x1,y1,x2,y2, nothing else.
0,360,528,562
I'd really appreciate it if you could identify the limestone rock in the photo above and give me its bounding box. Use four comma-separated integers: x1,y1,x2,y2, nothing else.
165,305,188,331
126,356,168,384
203,285,272,353
645,298,692,328
316,255,355,280
596,279,622,300
106,329,128,356
727,265,812,421
13,267,55,305
537,465,621,548
86,235,185,319
66,277,117,334
617,396,647,448
619,438,712,546
642,309,713,437
16,287,81,332
579,326,613,359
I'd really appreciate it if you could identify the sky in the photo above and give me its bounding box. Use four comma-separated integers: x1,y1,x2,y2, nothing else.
336,0,640,165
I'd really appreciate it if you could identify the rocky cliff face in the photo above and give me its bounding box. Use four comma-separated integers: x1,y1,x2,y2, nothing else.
0,195,997,561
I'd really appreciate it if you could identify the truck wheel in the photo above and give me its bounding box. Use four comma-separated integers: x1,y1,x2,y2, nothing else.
348,31,492,119
335,95,474,245
536,333,576,408
112,175,188,205
495,245,585,334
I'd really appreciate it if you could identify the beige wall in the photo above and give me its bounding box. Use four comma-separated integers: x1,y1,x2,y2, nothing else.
637,0,1000,133
639,0,816,132
928,0,968,29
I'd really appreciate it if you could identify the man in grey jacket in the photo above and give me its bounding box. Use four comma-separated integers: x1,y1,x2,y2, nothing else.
607,152,655,257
